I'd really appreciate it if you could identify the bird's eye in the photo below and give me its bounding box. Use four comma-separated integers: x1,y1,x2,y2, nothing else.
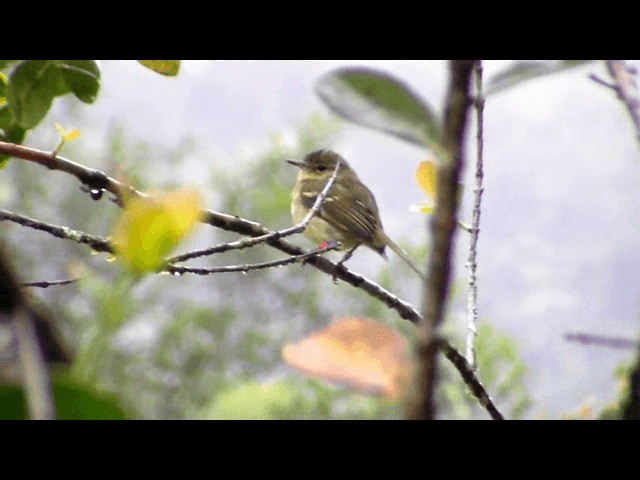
317,166,327,172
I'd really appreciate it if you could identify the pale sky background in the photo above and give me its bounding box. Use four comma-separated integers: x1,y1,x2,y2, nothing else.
42,60,640,417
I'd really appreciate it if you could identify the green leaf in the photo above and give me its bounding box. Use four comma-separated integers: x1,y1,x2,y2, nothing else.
0,377,128,419
486,60,596,96
0,124,26,169
316,67,442,149
6,60,61,129
0,103,12,128
54,60,101,103
138,60,181,76
0,60,19,71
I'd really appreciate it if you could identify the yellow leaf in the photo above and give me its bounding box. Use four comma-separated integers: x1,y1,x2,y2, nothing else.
138,60,181,76
110,188,204,274
64,129,80,141
416,159,437,199
283,317,413,399
54,122,67,136
54,123,80,142
409,202,434,214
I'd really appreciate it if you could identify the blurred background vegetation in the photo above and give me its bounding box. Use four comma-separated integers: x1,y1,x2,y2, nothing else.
1,90,533,419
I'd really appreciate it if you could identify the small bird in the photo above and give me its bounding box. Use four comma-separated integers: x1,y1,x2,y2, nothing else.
288,149,425,280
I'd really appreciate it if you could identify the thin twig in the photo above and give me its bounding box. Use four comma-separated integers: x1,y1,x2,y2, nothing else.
564,332,637,349
20,279,79,288
166,243,341,275
0,209,114,254
0,140,503,420
167,159,342,264
465,61,485,370
407,60,476,420
592,61,640,150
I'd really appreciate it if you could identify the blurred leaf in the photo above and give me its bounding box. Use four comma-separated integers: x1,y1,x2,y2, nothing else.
410,202,434,214
138,60,181,76
0,72,6,98
111,188,204,274
54,60,101,103
6,60,60,129
0,124,26,169
0,60,20,71
0,103,11,128
202,381,302,419
283,317,413,399
316,67,441,149
486,60,595,96
416,159,437,199
0,377,128,419
55,122,81,141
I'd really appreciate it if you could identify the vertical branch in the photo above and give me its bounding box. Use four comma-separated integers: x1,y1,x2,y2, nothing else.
13,308,56,420
0,244,57,420
465,61,485,370
406,60,475,420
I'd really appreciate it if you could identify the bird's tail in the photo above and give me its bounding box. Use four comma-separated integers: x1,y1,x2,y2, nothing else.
378,231,427,281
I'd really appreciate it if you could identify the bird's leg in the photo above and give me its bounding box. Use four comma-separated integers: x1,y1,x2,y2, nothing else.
333,245,359,284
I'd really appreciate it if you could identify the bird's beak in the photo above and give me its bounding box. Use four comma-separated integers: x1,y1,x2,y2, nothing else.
286,159,306,168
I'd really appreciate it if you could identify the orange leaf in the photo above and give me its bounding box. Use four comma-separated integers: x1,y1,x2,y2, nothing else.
282,317,413,399
415,160,437,199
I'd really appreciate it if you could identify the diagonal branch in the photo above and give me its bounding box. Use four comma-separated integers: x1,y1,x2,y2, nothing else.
0,209,114,254
0,140,502,420
166,243,340,275
591,60,640,150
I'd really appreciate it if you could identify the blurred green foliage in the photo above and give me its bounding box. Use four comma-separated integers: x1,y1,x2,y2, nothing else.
1,85,534,419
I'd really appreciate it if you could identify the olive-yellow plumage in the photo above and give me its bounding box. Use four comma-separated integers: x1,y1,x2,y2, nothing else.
288,149,425,279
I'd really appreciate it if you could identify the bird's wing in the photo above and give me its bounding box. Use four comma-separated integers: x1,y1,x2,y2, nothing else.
301,181,380,243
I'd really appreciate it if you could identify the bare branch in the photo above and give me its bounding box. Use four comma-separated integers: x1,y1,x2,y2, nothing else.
1,140,502,420
407,60,476,420
166,242,341,275
564,332,637,349
0,209,114,254
20,279,79,289
442,340,504,420
167,159,342,264
594,61,640,150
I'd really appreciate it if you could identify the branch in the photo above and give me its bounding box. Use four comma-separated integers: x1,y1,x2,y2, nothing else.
166,242,341,275
0,209,114,254
591,60,640,150
13,308,56,419
0,243,57,419
465,61,485,370
564,332,637,349
167,158,342,264
1,140,502,420
407,60,476,420
442,340,504,420
0,141,423,322
21,279,79,288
